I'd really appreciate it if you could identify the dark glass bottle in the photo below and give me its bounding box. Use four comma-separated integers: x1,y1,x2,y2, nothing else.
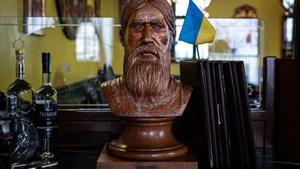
0,91,6,111
5,96,39,164
7,49,34,118
35,52,57,162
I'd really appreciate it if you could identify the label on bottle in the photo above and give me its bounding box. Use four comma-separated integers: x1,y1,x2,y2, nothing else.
7,95,17,115
7,94,32,116
35,100,57,129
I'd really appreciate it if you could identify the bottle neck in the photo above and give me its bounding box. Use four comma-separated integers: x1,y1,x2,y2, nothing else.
42,72,51,86
16,58,25,80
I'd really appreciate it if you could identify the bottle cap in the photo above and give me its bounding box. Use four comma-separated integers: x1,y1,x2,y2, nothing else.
42,52,51,73
15,49,23,55
15,49,24,60
12,38,25,60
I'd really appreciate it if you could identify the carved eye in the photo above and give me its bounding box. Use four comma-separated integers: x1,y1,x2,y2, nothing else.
130,23,144,32
152,23,165,32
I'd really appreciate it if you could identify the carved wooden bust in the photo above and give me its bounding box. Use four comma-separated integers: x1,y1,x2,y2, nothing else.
101,0,192,117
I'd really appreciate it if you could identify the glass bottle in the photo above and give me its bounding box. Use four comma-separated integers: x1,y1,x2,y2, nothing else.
35,52,57,162
6,96,39,164
0,90,7,111
7,49,34,118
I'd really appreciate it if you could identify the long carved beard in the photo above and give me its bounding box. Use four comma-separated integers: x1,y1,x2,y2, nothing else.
124,45,171,98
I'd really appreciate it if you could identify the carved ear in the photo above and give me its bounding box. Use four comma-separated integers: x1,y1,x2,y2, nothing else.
169,31,176,45
172,31,176,44
119,28,126,47
119,28,125,46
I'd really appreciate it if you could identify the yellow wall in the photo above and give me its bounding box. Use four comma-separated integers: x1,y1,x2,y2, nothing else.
0,0,285,92
0,0,120,92
207,0,284,58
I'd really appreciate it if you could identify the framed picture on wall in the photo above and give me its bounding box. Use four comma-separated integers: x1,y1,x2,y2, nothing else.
23,0,46,35
95,0,101,17
56,0,101,40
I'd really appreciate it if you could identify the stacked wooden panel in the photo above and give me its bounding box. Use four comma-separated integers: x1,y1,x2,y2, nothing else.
180,60,256,169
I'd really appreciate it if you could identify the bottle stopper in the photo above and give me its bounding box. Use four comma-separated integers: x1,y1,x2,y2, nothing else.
12,38,25,59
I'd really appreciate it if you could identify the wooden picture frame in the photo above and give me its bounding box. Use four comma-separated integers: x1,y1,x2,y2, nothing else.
56,0,101,40
95,0,101,17
23,0,45,35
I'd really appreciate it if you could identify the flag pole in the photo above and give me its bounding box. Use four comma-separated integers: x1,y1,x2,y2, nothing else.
192,45,196,59
196,45,200,60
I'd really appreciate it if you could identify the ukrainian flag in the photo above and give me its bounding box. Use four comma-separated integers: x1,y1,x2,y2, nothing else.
179,0,216,44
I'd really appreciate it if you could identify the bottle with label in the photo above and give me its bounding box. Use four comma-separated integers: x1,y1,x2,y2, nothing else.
5,95,39,164
7,49,34,118
35,52,57,162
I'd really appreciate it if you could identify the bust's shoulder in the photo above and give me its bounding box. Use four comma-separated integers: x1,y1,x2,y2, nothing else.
101,77,124,93
169,77,193,93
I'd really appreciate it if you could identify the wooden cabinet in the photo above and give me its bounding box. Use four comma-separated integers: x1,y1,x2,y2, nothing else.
263,57,300,162
57,105,121,150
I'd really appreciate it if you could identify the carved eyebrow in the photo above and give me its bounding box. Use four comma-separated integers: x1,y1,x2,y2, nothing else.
129,19,165,24
129,19,144,24
150,19,164,24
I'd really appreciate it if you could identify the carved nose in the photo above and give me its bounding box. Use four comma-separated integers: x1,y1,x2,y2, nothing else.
141,25,154,44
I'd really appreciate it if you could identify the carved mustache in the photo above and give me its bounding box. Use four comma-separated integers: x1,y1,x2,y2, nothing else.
132,45,162,60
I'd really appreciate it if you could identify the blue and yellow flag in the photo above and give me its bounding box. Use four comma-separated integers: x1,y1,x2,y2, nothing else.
179,0,215,44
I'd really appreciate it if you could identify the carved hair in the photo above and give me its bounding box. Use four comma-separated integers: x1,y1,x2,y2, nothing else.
119,0,176,45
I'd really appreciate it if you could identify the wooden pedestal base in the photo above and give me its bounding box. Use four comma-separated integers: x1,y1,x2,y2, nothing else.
97,144,198,169
107,117,187,161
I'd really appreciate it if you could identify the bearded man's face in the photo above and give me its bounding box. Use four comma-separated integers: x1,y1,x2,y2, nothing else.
123,3,173,98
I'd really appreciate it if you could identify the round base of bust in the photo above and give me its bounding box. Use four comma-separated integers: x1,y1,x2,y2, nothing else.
106,117,188,161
